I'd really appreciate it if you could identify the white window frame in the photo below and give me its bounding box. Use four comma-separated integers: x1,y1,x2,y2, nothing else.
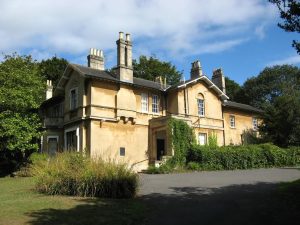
230,115,235,128
197,99,205,117
198,133,207,145
253,117,258,130
64,126,79,152
152,95,159,113
141,93,148,113
69,88,78,110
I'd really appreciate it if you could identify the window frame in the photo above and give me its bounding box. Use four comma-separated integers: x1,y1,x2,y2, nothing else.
198,133,207,145
197,99,205,117
152,94,159,114
69,88,78,111
230,115,235,128
141,93,148,113
253,117,258,130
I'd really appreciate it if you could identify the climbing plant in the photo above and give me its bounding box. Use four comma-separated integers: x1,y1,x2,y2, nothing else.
167,118,195,165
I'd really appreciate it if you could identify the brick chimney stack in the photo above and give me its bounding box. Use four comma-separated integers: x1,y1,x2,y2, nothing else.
87,48,104,70
190,60,203,80
116,32,133,83
212,68,226,94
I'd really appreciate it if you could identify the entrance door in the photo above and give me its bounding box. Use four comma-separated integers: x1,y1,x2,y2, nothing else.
156,139,165,160
48,138,58,156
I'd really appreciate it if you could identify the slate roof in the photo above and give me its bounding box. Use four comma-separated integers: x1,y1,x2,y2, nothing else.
71,64,169,91
223,100,264,114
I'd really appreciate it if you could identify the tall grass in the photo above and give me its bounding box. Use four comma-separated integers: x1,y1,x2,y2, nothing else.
31,152,138,198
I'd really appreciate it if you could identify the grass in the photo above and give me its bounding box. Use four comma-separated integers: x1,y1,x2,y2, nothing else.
0,177,145,225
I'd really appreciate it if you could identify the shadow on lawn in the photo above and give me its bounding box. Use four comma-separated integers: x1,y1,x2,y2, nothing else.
27,182,299,225
27,198,145,225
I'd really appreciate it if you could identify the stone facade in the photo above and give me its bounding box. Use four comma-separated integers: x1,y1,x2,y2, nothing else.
40,32,262,171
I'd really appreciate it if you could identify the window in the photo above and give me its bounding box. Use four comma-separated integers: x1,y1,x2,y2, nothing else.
120,147,125,156
198,133,207,145
70,88,78,110
230,115,235,128
141,93,148,112
197,99,205,116
152,95,159,113
66,130,77,151
253,117,258,130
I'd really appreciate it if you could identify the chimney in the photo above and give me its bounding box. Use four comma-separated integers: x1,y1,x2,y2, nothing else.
46,80,53,100
87,48,104,70
116,32,133,83
155,76,165,88
190,60,203,80
212,68,226,94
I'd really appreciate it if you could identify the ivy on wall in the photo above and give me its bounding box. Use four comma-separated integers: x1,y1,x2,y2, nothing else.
167,118,195,165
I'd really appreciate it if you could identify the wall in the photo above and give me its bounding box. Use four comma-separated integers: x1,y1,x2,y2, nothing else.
90,119,149,171
167,80,224,146
223,108,257,145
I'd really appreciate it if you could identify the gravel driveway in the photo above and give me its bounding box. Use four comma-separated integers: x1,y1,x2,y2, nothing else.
138,168,300,225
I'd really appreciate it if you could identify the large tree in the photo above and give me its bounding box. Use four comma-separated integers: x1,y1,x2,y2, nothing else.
0,54,44,155
133,55,182,85
239,65,300,146
224,76,241,101
39,56,68,88
269,0,300,53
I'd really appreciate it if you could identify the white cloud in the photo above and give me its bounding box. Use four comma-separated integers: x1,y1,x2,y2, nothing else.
0,0,277,63
267,55,300,66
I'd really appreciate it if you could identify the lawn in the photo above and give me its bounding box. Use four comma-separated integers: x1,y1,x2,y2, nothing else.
0,177,146,225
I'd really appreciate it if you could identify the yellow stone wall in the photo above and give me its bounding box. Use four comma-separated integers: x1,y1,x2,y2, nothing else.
89,119,149,171
223,108,258,145
167,81,224,146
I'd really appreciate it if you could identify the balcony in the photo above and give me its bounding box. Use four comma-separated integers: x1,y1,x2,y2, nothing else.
43,117,64,128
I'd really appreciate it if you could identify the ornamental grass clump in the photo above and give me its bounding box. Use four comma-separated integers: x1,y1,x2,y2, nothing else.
31,152,138,198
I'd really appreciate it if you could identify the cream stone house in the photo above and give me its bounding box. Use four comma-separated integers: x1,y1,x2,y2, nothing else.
40,32,262,171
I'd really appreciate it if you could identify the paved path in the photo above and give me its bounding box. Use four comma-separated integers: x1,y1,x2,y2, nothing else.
138,168,300,225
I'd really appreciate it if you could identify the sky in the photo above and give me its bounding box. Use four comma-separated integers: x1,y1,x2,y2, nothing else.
0,0,299,84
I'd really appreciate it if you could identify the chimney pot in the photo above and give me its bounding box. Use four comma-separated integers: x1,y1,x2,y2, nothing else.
126,33,131,41
119,32,124,40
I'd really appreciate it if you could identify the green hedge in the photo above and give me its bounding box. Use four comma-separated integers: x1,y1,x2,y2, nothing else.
31,152,138,198
187,143,300,171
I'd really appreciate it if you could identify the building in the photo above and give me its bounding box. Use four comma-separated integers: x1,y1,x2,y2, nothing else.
40,32,262,171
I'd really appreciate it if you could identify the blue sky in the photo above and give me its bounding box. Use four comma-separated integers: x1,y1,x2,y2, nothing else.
0,0,299,85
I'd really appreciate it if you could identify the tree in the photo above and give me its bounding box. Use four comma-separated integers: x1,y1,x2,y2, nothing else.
224,76,241,101
238,65,300,146
133,55,182,85
269,0,300,53
39,56,68,88
238,65,300,108
0,54,44,155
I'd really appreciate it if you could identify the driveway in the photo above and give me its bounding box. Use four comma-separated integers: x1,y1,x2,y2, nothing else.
138,168,300,225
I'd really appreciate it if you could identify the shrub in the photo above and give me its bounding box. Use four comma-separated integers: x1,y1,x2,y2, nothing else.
31,152,138,198
168,118,195,165
187,144,300,171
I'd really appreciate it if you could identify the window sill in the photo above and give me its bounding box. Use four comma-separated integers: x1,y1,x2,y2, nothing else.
230,126,236,129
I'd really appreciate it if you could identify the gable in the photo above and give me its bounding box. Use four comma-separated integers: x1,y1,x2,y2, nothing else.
175,76,229,101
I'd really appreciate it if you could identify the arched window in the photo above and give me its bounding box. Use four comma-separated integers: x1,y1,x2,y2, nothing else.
197,93,205,116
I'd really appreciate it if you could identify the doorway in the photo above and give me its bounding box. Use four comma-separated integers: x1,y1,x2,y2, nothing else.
48,138,58,155
156,139,165,160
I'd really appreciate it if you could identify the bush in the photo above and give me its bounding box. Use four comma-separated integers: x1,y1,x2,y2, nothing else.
145,158,180,174
187,144,300,171
31,152,138,198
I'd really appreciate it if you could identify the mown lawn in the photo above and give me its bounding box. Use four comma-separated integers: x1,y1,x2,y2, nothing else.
0,177,146,225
